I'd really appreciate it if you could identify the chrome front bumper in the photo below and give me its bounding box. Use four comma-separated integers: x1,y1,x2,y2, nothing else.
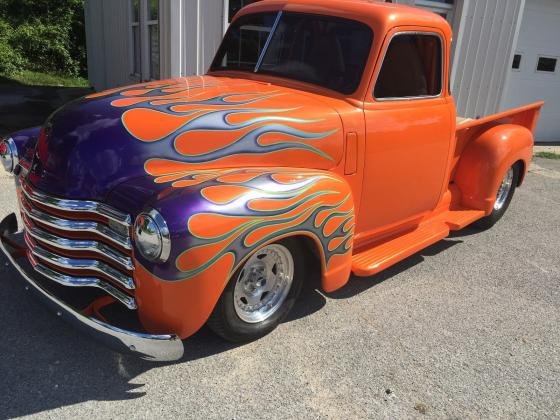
0,213,184,362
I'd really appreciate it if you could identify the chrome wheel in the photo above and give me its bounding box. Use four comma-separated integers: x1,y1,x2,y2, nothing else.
233,244,294,324
494,167,514,211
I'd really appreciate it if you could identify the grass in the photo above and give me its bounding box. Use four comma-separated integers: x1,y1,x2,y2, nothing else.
534,151,560,160
0,70,89,88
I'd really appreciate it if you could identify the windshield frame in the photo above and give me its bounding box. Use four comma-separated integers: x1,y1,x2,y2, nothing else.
209,10,374,96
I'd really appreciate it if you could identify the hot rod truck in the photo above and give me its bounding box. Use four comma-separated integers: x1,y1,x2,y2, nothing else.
0,0,543,361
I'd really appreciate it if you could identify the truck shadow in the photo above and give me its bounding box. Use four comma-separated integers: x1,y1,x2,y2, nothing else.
0,238,461,418
327,238,462,300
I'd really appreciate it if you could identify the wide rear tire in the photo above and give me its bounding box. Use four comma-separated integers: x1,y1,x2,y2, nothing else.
473,164,519,230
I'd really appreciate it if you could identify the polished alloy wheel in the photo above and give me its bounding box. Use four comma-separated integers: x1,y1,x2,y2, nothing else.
233,244,294,323
494,167,514,211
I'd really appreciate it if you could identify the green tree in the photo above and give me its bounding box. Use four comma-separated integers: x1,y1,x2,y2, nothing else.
0,0,86,76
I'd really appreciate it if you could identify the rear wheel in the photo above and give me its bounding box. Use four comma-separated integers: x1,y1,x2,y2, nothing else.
207,238,305,342
473,164,518,230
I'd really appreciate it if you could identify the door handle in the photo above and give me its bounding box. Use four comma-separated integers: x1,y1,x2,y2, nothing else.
345,132,358,175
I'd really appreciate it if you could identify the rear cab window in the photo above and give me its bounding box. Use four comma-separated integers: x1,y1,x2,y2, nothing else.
374,33,442,100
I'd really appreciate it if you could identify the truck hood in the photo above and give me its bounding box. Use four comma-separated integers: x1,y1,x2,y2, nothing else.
30,75,343,201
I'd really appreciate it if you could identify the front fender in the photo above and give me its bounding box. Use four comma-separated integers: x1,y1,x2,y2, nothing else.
5,126,41,166
133,168,355,339
453,124,533,214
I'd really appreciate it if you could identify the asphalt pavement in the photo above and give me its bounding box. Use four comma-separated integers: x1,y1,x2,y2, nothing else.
0,158,559,419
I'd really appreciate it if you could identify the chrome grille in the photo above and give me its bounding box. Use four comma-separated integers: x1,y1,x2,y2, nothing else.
19,181,136,310
22,181,132,227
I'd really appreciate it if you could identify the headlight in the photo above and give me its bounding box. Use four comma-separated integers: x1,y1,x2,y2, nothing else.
0,137,19,173
133,209,171,263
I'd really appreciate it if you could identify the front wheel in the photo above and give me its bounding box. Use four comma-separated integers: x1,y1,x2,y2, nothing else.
207,238,305,343
473,164,519,230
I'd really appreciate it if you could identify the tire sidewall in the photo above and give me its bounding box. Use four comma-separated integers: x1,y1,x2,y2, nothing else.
216,237,306,341
491,166,519,219
474,164,519,229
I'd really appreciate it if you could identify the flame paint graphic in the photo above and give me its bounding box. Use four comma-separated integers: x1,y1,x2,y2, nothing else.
89,76,340,173
175,169,354,280
90,78,352,282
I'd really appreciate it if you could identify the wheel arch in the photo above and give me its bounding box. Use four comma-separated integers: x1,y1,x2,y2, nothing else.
135,168,356,339
453,124,533,214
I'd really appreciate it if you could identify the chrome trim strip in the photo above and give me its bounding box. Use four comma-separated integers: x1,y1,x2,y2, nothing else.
149,208,172,263
25,235,135,290
25,223,134,271
0,225,184,361
21,182,132,228
22,203,132,250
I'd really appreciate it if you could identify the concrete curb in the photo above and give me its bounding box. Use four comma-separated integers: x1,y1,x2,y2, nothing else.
534,145,560,154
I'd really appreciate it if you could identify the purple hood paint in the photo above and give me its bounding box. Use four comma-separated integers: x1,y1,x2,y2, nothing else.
28,95,164,202
23,76,343,206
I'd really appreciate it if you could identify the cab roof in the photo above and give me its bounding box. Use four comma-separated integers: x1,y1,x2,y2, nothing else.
239,0,452,37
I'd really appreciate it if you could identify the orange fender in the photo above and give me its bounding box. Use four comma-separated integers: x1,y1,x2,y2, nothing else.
135,168,355,339
453,124,533,214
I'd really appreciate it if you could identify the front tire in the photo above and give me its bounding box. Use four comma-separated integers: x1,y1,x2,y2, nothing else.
473,164,519,230
207,238,305,343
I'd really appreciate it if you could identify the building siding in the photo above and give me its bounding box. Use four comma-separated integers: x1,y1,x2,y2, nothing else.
450,0,525,118
85,0,135,91
500,0,560,141
87,0,528,124
87,0,226,90
179,0,225,76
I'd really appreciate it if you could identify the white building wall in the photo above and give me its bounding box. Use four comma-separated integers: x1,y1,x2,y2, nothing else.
181,0,226,76
450,0,525,118
85,0,136,91
500,0,560,141
393,0,525,119
87,0,226,90
161,0,226,79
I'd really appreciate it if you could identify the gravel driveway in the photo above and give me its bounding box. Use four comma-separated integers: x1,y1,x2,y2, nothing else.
0,158,559,419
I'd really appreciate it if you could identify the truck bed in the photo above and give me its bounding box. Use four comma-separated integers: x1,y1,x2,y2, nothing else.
452,101,545,174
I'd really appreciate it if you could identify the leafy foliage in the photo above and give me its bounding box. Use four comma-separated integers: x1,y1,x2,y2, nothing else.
0,0,86,77
0,20,26,75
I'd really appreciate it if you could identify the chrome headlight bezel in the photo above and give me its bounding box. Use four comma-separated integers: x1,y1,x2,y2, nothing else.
133,209,171,263
0,137,19,174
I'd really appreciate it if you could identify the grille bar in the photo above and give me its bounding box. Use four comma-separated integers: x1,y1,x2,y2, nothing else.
28,253,137,310
22,181,131,228
25,234,135,290
25,223,134,271
22,201,132,250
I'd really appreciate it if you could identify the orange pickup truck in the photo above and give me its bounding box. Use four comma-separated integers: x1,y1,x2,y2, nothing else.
0,0,543,361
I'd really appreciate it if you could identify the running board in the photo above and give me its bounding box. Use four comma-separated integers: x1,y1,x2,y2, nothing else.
351,208,485,277
438,208,486,230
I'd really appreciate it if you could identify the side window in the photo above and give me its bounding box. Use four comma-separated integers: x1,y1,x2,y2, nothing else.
374,33,442,100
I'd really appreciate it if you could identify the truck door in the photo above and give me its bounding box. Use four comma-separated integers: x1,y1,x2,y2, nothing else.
359,29,453,234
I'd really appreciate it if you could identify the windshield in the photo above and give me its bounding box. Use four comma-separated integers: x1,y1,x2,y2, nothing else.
210,12,374,95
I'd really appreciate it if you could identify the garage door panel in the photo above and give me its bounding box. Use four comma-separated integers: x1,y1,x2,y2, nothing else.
502,0,560,142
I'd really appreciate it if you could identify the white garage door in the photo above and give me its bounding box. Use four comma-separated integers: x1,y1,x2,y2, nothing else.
501,0,560,142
